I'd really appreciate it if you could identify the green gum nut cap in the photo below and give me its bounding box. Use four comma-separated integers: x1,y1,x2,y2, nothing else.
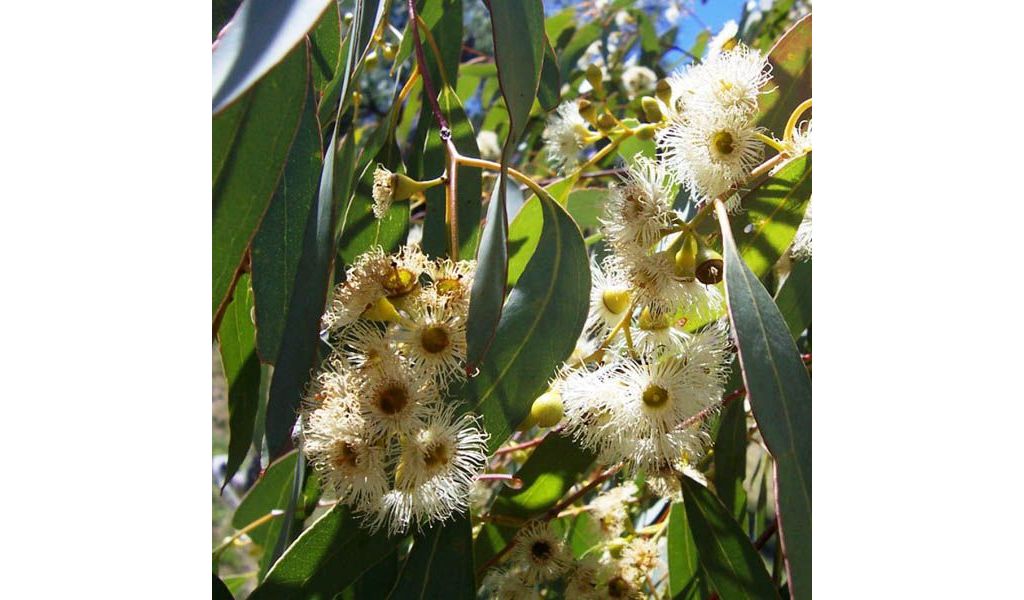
641,97,664,123
596,113,616,131
530,390,564,428
578,98,597,123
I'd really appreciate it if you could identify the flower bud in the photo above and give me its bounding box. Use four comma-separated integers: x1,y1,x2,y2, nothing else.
381,42,396,61
655,79,672,105
586,64,604,96
361,296,401,322
364,51,379,69
596,113,617,132
673,234,698,278
641,97,664,123
695,246,724,284
577,98,597,124
530,390,564,428
634,124,656,141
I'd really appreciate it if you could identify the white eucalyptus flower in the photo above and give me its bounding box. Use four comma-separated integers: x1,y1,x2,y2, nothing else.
510,520,571,584
542,101,593,172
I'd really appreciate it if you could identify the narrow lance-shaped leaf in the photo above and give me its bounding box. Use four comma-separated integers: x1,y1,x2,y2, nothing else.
465,176,510,369
667,501,705,599
386,513,475,599
464,190,591,451
249,504,400,599
681,476,780,600
491,435,597,519
714,398,748,522
774,257,811,339
213,44,309,329
264,125,337,459
251,82,324,364
717,202,811,599
484,0,545,144
213,0,331,113
217,273,261,488
538,36,561,112
755,14,811,137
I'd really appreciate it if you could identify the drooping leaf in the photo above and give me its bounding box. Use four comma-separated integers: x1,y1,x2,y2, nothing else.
386,514,475,599
714,398,748,522
718,205,811,599
217,273,261,487
464,190,590,452
308,1,341,94
212,0,331,113
340,550,399,599
251,84,323,364
681,477,780,600
491,435,597,519
232,451,320,580
318,0,384,126
213,573,234,600
774,258,812,339
538,36,562,112
565,188,609,231
213,44,308,328
264,127,337,459
667,501,705,599
729,153,812,279
485,0,545,144
249,504,399,599
420,87,482,260
755,15,811,138
465,174,510,370
506,175,578,287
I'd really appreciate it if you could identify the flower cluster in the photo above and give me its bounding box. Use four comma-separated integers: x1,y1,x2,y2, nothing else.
302,245,488,535
656,45,773,205
485,483,665,599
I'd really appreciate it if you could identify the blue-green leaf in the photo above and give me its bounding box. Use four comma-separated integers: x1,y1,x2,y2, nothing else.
774,259,811,339
213,0,331,113
250,505,398,599
217,273,260,487
464,190,590,452
667,501,705,599
491,435,597,519
264,125,337,459
213,44,308,328
755,14,811,138
719,204,811,599
714,399,748,522
465,175,510,370
386,514,475,599
251,83,323,364
485,0,545,143
681,477,779,600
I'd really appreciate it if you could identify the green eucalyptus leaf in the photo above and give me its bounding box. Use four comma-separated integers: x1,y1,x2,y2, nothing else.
213,44,308,328
729,153,812,279
395,0,462,87
214,573,234,600
774,258,812,339
465,172,510,369
264,125,338,459
491,435,597,519
212,0,330,113
538,36,562,112
755,15,811,138
308,2,341,94
485,0,545,143
719,206,811,599
565,188,609,231
667,501,705,599
713,399,748,522
681,477,779,600
250,504,399,599
251,85,323,364
386,514,475,599
217,273,260,487
464,190,590,452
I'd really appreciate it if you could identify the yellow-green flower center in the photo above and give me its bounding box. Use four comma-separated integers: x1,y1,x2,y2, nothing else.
713,130,735,155
642,384,670,408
